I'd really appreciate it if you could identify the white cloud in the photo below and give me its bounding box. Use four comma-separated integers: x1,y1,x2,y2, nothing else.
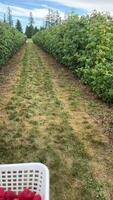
0,3,48,18
48,0,113,14
0,2,65,19
1,0,113,24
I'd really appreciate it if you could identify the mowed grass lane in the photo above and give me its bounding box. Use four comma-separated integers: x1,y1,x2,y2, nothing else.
0,40,112,200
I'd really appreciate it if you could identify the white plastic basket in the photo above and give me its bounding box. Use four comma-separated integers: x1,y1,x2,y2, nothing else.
0,163,49,200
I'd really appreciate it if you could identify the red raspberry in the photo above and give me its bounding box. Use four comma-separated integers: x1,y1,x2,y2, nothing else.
5,191,16,200
33,195,41,200
18,189,35,200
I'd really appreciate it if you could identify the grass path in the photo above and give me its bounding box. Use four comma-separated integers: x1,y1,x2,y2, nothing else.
0,40,113,200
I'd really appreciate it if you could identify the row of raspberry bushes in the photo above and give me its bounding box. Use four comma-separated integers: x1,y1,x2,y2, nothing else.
33,12,113,104
0,22,25,66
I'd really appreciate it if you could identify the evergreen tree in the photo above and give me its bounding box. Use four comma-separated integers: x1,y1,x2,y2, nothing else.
25,25,29,37
40,27,45,31
3,14,6,23
45,9,52,28
25,12,35,38
16,19,23,32
25,25,34,38
33,26,39,35
7,7,13,26
29,12,34,26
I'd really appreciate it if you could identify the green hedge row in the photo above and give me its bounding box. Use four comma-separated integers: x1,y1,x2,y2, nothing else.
33,12,113,104
0,22,25,66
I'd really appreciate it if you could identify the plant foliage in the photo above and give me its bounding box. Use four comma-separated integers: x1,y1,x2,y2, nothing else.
33,12,113,104
0,22,25,66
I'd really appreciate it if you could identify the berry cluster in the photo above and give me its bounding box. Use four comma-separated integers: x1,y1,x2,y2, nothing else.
0,188,41,200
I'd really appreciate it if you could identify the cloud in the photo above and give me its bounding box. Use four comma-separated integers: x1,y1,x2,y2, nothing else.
0,2,65,19
47,0,113,14
1,0,113,17
1,0,113,30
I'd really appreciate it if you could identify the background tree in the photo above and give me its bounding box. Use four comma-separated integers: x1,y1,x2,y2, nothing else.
16,19,23,32
40,26,46,31
7,7,13,26
33,26,39,35
3,14,6,23
25,25,34,38
29,12,34,26
45,9,61,28
54,10,61,25
45,9,52,28
25,12,35,38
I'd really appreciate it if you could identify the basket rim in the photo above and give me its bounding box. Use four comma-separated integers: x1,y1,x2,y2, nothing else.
0,162,48,171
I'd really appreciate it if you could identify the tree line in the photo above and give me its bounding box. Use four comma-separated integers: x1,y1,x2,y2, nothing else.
2,7,64,38
2,7,39,37
3,7,23,32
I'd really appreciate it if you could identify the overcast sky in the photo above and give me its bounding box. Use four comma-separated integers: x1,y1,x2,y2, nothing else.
0,0,113,30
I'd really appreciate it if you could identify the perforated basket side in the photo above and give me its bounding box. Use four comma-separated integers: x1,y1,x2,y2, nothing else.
0,163,49,200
